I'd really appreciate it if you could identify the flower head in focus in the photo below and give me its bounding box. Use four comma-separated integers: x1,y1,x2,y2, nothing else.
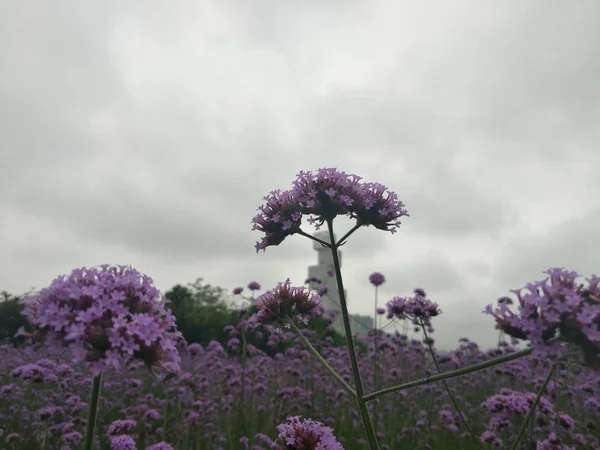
483,268,599,368
292,168,408,232
274,415,344,450
248,279,323,330
252,188,303,252
252,168,408,252
19,265,182,375
369,272,386,287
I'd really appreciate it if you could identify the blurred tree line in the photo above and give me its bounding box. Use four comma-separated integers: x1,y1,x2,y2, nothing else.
0,291,28,344
0,278,349,353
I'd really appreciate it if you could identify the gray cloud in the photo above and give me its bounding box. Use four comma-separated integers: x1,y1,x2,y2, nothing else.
1,0,598,351
364,249,467,298
493,207,600,291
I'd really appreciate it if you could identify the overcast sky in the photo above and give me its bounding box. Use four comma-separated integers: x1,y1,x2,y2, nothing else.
1,1,599,350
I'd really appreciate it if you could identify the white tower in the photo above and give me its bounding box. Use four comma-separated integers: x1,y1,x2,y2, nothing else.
307,230,345,335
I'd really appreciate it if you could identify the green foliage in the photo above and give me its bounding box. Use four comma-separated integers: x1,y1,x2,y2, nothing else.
0,291,27,344
164,277,351,355
165,278,233,347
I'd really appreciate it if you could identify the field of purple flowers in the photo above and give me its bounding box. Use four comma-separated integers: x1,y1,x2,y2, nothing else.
1,329,598,449
1,168,598,449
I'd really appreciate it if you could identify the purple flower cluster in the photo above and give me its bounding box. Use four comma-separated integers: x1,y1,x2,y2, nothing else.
479,388,579,447
386,289,441,326
248,279,323,330
481,388,554,418
368,272,386,287
274,416,344,450
483,268,599,366
248,282,261,291
62,431,83,447
252,168,409,252
10,363,57,383
107,419,137,436
19,265,182,375
536,432,576,450
109,434,137,450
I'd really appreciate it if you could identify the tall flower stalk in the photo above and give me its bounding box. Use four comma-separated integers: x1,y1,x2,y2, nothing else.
251,167,599,449
251,168,409,448
368,272,385,432
83,373,103,450
509,362,558,450
326,223,380,449
419,319,481,449
232,287,264,437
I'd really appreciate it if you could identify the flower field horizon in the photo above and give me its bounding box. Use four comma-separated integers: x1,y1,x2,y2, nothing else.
1,167,598,450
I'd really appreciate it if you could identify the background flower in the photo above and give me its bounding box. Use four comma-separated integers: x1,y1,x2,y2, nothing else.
275,415,344,450
483,268,599,367
368,273,386,287
19,265,182,375
248,279,323,330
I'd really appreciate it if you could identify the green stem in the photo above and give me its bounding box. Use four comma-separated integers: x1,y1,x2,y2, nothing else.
335,222,362,246
420,321,482,450
509,362,558,450
373,286,379,432
290,321,356,396
296,228,332,248
40,423,48,449
239,317,251,434
364,343,539,402
84,372,103,450
559,360,594,371
327,221,380,450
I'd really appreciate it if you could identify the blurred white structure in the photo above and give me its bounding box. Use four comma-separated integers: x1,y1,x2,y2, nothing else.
352,314,374,338
307,230,372,339
307,230,344,334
